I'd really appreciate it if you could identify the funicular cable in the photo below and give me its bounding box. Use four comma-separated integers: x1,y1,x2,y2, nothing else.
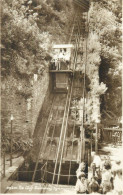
32,96,56,182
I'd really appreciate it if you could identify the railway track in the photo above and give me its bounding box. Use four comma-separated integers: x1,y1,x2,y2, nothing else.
31,10,88,187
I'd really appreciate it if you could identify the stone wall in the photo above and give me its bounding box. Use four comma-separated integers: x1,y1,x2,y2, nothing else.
31,70,50,136
1,70,50,139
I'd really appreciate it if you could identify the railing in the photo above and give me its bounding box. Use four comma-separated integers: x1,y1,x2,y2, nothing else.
102,128,122,144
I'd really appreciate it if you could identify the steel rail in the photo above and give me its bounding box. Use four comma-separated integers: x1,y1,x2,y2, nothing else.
57,77,74,185
41,107,59,183
80,12,89,161
68,15,86,182
68,119,76,185
69,14,76,44
73,16,82,70
57,18,82,184
74,0,89,9
32,7,88,184
32,96,56,182
51,17,80,184
52,89,70,184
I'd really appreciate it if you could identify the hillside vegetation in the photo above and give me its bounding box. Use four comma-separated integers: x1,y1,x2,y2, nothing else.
88,0,122,121
1,0,122,153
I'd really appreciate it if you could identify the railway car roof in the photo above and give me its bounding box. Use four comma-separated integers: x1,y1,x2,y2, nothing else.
53,44,74,49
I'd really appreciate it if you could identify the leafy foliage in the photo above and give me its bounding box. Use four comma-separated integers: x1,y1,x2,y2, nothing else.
1,129,33,155
1,0,74,154
88,0,122,119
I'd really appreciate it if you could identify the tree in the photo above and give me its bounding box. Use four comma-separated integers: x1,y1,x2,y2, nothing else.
88,0,122,120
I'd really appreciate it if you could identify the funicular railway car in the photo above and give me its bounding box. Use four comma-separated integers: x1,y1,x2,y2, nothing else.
50,44,74,93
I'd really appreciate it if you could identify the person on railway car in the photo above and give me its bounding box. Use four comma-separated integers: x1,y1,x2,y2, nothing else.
54,58,58,70
51,59,55,70
58,49,64,70
66,60,70,70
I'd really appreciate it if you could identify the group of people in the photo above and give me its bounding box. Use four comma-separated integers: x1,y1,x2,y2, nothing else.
75,152,123,194
51,58,70,70
51,48,71,70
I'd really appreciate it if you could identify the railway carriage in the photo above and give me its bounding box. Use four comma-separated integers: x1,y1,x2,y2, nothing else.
50,44,74,93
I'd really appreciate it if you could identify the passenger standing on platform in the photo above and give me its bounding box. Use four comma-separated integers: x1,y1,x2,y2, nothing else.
113,166,123,195
101,161,112,194
88,176,99,193
111,159,121,177
89,180,100,194
91,152,102,169
76,162,86,176
75,172,88,194
102,156,111,171
91,152,102,184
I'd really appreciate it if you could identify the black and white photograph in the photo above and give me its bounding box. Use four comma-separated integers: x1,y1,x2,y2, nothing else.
1,0,122,194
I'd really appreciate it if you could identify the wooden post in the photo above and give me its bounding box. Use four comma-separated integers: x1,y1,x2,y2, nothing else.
81,126,85,161
91,131,93,153
10,115,13,166
3,152,6,177
95,123,98,154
